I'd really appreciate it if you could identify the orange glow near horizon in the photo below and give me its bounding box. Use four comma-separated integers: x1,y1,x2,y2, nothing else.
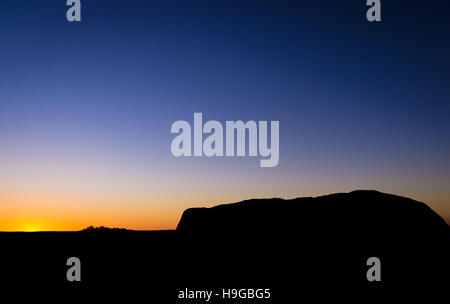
0,192,186,231
0,212,181,232
1,189,449,232
1,162,449,231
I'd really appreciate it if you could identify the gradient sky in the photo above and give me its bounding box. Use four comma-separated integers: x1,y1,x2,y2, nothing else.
0,0,449,231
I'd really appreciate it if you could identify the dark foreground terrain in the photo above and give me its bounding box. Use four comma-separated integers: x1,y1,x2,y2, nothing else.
0,190,448,300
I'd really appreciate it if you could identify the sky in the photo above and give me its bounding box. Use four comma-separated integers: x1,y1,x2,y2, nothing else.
0,0,449,231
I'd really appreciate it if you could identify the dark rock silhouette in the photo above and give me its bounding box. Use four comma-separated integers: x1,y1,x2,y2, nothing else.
175,190,448,294
81,226,131,232
0,190,447,300
177,190,447,236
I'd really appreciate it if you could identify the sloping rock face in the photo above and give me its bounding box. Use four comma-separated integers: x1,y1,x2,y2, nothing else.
175,190,449,290
177,190,447,238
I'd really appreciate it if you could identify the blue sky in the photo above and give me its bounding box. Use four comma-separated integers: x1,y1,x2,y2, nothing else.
0,0,449,230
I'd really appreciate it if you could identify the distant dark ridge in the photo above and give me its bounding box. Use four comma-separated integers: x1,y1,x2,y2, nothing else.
78,190,448,236
80,226,131,232
176,190,448,237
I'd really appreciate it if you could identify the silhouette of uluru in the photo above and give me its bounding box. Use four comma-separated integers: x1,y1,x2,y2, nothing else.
0,190,447,298
174,190,448,293
176,190,447,237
